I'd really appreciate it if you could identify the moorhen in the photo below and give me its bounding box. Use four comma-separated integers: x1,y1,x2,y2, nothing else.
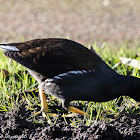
0,38,140,118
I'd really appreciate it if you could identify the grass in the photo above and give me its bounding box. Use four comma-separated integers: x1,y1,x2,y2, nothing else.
0,42,140,126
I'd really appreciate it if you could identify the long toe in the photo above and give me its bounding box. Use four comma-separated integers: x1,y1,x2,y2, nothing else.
61,113,77,118
34,110,42,116
68,106,89,117
35,110,58,118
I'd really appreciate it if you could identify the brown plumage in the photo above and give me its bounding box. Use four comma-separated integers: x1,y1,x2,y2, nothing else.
2,38,112,82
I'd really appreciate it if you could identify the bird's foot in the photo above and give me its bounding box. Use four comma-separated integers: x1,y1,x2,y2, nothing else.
61,106,89,118
34,110,58,124
68,106,89,117
34,110,58,118
36,88,58,120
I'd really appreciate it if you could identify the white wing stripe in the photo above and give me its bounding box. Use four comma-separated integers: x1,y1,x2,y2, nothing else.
45,70,95,83
0,45,20,51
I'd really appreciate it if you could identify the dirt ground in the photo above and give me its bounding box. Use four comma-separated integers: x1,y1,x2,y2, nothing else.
1,1,140,139
0,101,140,140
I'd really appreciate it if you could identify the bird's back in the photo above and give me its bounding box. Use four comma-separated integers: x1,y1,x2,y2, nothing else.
1,38,117,81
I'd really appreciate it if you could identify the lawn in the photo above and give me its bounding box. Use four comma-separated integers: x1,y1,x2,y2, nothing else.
0,0,140,138
0,42,140,125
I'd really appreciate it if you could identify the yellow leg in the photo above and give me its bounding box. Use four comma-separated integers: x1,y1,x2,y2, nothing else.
68,106,86,115
35,90,89,118
39,88,48,113
62,106,89,117
35,88,57,118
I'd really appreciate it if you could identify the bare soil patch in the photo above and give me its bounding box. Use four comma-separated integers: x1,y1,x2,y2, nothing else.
0,100,140,140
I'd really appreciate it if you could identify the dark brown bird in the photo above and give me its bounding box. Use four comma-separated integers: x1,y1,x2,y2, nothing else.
0,38,140,118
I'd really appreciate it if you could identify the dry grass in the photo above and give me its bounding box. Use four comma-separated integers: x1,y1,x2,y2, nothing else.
0,0,139,47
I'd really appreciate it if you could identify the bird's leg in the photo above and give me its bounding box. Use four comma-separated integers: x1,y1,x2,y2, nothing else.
35,88,57,118
62,106,89,117
39,88,49,117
